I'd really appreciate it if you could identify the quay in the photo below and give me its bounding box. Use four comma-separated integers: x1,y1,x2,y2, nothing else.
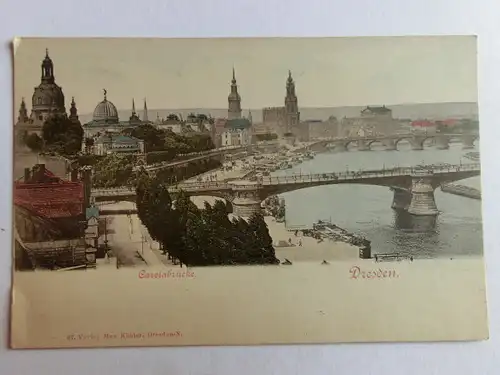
441,183,481,200
464,151,480,162
374,253,414,262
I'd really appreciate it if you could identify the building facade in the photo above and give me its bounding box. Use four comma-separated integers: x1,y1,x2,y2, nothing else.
261,71,301,136
221,118,252,146
340,105,401,136
83,133,145,155
82,93,150,137
14,164,95,270
15,49,72,142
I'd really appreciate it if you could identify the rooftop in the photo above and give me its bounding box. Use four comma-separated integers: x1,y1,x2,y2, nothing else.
15,182,84,219
225,118,252,130
14,166,85,219
361,106,392,114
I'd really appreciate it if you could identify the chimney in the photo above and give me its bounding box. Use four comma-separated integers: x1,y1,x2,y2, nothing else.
38,164,45,179
81,167,92,210
24,168,31,183
32,164,46,182
70,169,79,182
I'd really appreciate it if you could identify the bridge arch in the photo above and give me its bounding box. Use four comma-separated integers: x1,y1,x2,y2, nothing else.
185,195,234,213
367,139,384,148
394,137,412,148
344,139,358,149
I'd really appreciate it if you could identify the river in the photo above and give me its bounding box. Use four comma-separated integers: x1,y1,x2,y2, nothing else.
271,140,483,259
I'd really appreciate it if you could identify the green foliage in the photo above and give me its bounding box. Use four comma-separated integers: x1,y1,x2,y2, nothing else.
24,133,43,152
42,115,83,156
126,124,165,152
136,176,279,267
91,153,136,188
255,133,278,142
128,124,215,164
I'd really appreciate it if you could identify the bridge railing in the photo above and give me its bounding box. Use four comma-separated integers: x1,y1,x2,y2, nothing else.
168,181,232,191
260,163,480,185
314,132,480,144
92,163,481,194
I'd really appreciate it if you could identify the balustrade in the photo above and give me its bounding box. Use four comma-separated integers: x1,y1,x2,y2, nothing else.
91,163,480,196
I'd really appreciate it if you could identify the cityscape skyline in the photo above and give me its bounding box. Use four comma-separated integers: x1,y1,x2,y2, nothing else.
14,37,478,115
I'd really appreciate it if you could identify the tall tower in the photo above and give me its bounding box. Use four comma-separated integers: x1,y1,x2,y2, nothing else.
285,70,300,133
130,98,140,122
17,98,29,123
143,98,149,122
41,48,55,84
228,67,242,120
69,97,80,124
30,49,66,126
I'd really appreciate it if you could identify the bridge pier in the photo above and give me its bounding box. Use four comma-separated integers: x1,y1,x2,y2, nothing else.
228,180,262,217
407,172,439,216
357,139,370,151
462,135,476,149
409,137,424,151
435,135,450,150
383,139,397,151
390,187,411,210
333,141,347,152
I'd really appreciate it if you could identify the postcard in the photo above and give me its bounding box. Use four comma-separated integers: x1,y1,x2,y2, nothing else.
10,36,488,349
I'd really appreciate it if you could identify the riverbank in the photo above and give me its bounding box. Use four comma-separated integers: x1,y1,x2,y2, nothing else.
441,182,481,200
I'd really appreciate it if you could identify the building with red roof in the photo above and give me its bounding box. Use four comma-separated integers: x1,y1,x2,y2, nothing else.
14,165,85,220
14,164,93,270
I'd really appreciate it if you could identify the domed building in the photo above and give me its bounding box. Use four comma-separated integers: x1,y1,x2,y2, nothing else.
15,49,71,140
82,91,150,137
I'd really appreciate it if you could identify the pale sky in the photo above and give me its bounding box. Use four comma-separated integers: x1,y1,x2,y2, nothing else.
13,37,478,115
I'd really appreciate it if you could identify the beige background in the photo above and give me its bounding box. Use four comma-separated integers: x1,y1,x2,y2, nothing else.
14,36,477,113
11,259,488,349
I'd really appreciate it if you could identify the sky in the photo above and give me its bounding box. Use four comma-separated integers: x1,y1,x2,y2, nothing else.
13,36,478,115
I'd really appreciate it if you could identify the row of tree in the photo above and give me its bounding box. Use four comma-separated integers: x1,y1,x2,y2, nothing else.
22,115,84,157
136,174,279,267
255,133,278,142
123,124,216,159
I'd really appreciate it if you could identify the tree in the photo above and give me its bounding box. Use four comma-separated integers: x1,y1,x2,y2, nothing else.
248,213,279,264
24,133,43,152
42,115,83,155
129,124,166,152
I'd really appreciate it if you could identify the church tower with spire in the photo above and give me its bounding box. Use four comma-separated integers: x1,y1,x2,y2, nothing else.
284,70,300,132
129,98,140,123
68,97,80,125
17,98,29,123
228,67,242,120
15,49,68,141
30,49,67,127
143,98,149,122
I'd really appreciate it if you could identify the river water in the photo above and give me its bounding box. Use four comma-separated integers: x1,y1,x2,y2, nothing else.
272,141,483,259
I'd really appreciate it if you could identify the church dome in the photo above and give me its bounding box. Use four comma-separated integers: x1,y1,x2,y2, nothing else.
32,83,66,112
92,90,119,123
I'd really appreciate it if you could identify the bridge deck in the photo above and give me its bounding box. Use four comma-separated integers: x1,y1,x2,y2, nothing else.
91,163,480,197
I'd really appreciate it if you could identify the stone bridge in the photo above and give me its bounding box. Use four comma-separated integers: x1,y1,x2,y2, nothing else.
308,133,479,152
91,162,480,217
